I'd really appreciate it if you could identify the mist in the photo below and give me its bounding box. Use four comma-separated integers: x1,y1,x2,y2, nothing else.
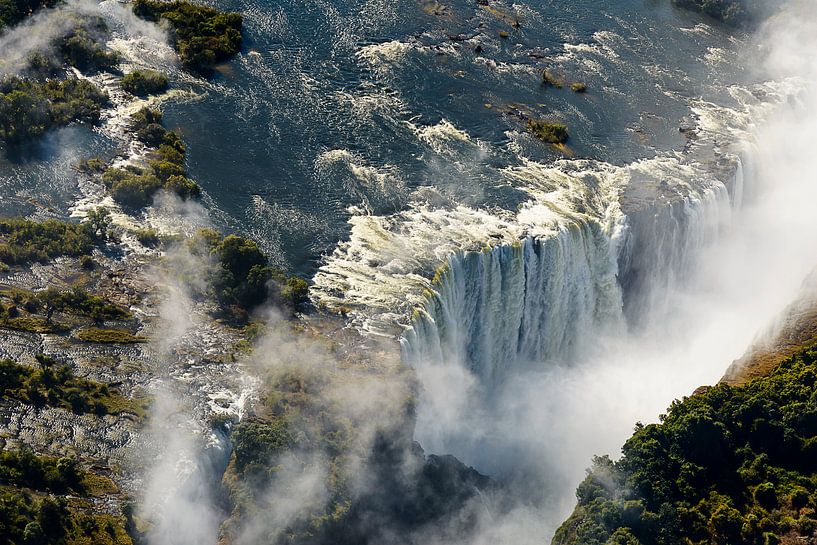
0,0,100,74
0,0,172,75
407,0,817,541
99,2,817,545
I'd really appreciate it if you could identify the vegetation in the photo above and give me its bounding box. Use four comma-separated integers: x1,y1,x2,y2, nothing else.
0,448,133,545
0,0,55,31
189,229,309,320
222,350,489,545
121,69,169,97
0,448,84,494
0,76,108,144
0,287,131,321
543,69,563,88
0,316,69,333
0,218,97,266
132,0,243,72
553,345,817,545
59,17,120,73
133,228,160,247
100,108,200,208
571,82,587,93
76,328,146,344
0,356,146,416
528,119,569,144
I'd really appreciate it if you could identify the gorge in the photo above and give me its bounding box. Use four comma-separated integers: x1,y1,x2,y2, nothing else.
1,0,816,545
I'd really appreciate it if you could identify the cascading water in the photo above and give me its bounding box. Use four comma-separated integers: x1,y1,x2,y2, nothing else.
399,167,740,465
616,180,734,327
402,220,623,384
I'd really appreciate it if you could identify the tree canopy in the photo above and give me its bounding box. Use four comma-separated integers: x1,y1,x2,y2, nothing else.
553,345,817,545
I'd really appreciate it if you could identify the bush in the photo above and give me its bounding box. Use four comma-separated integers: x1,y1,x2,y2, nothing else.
104,167,164,208
0,358,142,416
59,18,119,72
553,345,817,545
0,448,132,544
132,0,242,72
121,69,169,96
38,286,131,320
0,75,108,144
0,0,56,31
96,108,200,208
527,119,569,144
134,228,160,247
188,229,310,318
76,327,146,344
0,218,96,265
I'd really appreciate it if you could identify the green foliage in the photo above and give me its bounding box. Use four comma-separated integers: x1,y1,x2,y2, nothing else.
0,449,82,494
102,166,164,208
0,454,133,545
121,69,169,97
36,287,129,320
0,286,130,329
59,18,120,72
132,0,242,72
133,228,159,247
542,69,563,88
0,0,56,31
190,229,309,318
0,357,144,417
0,316,69,333
571,82,588,93
76,328,146,344
553,346,817,545
84,207,113,243
232,418,294,477
98,108,199,208
0,218,96,266
0,76,108,144
528,119,569,144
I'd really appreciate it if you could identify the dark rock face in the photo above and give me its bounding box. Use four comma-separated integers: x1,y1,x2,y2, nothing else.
323,432,494,545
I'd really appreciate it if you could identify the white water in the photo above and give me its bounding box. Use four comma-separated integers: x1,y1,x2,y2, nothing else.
403,222,623,385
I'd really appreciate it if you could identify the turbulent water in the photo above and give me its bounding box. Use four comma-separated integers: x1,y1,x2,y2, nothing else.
2,0,811,541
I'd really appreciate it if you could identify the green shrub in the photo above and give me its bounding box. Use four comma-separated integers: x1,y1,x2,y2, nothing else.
0,0,57,31
121,69,169,96
0,76,108,144
187,229,309,319
59,18,120,72
96,109,200,207
0,358,143,416
0,448,133,544
36,286,131,320
527,119,569,144
134,228,160,247
104,167,164,208
0,218,96,266
132,0,242,72
76,327,146,344
553,345,817,545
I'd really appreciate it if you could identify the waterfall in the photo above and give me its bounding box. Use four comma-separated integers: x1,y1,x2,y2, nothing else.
616,181,734,327
403,173,740,379
402,220,623,384
401,162,745,467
